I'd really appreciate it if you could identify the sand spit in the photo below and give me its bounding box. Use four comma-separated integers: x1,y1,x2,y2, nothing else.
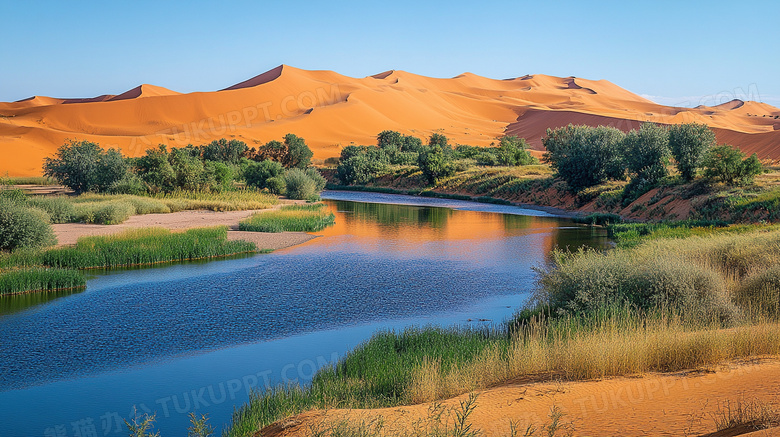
52,207,317,250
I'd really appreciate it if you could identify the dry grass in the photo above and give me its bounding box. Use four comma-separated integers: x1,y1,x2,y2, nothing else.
407,315,780,404
711,397,780,432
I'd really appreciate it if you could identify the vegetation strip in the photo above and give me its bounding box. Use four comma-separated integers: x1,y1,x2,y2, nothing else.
0,226,259,295
239,203,336,233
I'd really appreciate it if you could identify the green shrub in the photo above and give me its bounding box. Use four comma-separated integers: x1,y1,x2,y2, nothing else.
199,138,247,164
735,266,780,315
0,267,85,295
336,154,375,185
417,146,455,185
668,123,716,181
265,176,287,195
623,123,670,183
109,173,148,195
542,124,626,191
244,160,284,189
43,140,129,193
0,201,57,251
703,145,764,185
74,201,135,224
24,196,77,223
284,169,317,200
304,168,326,191
250,134,313,169
537,249,736,321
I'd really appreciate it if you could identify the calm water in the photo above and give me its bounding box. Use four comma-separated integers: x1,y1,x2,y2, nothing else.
0,191,608,436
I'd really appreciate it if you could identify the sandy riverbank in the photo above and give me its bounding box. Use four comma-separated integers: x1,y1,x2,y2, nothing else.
51,207,318,250
260,359,780,437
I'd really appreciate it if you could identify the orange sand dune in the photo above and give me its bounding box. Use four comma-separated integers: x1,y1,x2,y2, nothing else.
1,65,779,176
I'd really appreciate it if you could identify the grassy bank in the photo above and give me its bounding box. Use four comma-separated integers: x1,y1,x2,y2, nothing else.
0,226,259,294
239,203,336,233
1,189,278,225
224,224,780,435
0,267,86,295
43,227,256,269
225,314,780,436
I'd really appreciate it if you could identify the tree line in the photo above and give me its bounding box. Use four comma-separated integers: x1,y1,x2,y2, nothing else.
542,122,764,199
334,130,538,185
43,134,324,200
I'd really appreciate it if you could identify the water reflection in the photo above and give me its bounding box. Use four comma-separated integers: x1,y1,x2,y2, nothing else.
0,192,609,437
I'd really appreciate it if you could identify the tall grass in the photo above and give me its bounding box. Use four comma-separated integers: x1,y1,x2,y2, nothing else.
224,314,780,435
43,226,256,269
239,203,336,232
538,226,780,319
0,176,58,185
0,267,85,295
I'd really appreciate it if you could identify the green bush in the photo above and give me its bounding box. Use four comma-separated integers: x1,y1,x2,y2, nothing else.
135,145,177,193
0,201,57,251
537,249,736,321
703,145,764,185
336,154,377,185
251,134,313,168
736,266,780,315
623,123,670,184
74,201,135,224
542,124,626,191
244,160,284,189
200,138,247,164
495,135,537,166
24,196,77,223
668,123,716,181
284,169,317,200
109,173,148,195
304,168,327,192
43,140,130,193
265,176,287,195
417,146,455,185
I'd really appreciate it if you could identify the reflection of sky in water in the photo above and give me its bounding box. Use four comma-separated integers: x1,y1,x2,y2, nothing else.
0,193,608,437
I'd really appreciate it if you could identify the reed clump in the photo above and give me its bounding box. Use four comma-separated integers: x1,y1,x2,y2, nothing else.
43,226,256,269
239,203,336,233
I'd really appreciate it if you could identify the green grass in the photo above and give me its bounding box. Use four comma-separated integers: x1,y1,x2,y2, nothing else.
0,189,279,225
0,176,58,185
43,227,256,269
0,267,85,295
239,203,336,233
1,226,260,294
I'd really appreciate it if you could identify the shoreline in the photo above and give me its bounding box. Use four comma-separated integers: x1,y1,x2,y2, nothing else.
51,205,319,251
322,186,583,219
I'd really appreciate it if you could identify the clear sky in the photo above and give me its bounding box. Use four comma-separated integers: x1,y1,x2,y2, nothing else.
2,0,778,107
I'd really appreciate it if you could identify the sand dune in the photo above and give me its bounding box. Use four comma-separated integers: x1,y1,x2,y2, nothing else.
1,65,779,176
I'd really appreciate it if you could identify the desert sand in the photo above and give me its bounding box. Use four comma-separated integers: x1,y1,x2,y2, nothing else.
2,66,778,176
51,207,317,250
261,359,780,437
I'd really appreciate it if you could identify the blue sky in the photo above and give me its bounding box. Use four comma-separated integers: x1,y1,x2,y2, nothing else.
2,0,778,107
